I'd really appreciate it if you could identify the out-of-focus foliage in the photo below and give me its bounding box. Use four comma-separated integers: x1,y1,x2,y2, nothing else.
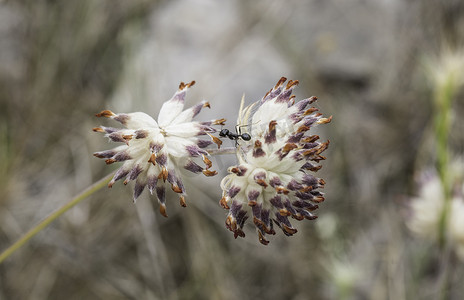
1,0,464,299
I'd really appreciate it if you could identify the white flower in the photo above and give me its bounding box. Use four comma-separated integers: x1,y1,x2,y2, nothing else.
219,77,331,244
407,172,445,240
327,257,361,297
94,81,224,217
449,198,464,260
426,49,464,96
408,160,464,261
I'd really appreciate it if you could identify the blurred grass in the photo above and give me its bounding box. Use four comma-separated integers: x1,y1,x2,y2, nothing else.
1,0,464,299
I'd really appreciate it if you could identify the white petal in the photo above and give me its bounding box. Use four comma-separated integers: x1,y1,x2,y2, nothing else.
273,158,304,174
165,136,205,157
252,101,289,128
164,122,203,138
158,87,190,127
125,112,158,129
170,100,209,125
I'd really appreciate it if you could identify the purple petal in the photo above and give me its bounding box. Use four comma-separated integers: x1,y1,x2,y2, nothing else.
133,181,145,201
184,160,204,173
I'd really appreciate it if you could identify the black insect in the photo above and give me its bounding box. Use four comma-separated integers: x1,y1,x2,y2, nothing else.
219,128,251,141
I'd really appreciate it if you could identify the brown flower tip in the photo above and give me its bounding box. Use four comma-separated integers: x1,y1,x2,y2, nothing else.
122,134,133,142
317,115,333,124
255,179,268,188
286,79,299,89
316,140,330,155
212,118,227,126
171,184,183,194
105,158,116,165
282,143,298,154
313,196,325,203
254,217,274,235
275,186,290,195
276,77,287,88
248,200,258,206
148,153,157,166
258,231,270,245
268,120,277,132
279,208,291,216
304,107,319,115
226,215,237,231
207,133,223,149
282,225,298,235
95,110,115,118
203,169,218,177
303,135,320,143
159,204,168,217
179,195,187,207
93,127,105,132
297,125,310,133
202,155,213,169
220,197,230,209
179,80,195,90
158,167,168,182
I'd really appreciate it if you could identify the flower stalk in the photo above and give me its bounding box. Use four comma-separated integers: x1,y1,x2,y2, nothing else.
426,49,464,300
0,172,114,264
434,66,457,249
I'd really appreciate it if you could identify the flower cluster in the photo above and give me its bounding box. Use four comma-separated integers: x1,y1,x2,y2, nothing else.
408,161,464,259
93,81,223,217
94,78,332,245
219,77,331,244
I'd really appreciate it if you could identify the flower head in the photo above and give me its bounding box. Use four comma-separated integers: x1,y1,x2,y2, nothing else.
425,48,464,97
408,160,464,260
94,81,224,217
220,77,332,244
407,171,446,240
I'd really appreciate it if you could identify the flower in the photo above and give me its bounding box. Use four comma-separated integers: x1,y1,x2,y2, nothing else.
93,81,224,217
425,48,464,99
219,77,332,244
449,198,464,260
407,172,446,241
407,159,464,260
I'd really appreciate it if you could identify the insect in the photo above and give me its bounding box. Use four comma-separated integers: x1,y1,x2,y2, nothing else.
219,128,251,141
218,94,258,143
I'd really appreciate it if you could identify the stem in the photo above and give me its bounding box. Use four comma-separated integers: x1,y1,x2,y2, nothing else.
435,78,454,249
439,245,454,300
0,172,114,264
433,71,457,300
207,147,236,156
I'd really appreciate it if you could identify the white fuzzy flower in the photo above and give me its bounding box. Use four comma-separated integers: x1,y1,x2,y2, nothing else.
408,161,464,260
219,77,331,244
407,172,446,240
426,49,464,95
94,81,224,217
449,198,464,260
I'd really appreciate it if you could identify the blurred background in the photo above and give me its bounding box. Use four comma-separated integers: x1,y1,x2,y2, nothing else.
1,0,464,299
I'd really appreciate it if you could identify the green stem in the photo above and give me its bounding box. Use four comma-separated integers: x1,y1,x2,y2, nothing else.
0,172,114,264
433,73,457,300
439,245,454,300
435,78,454,249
